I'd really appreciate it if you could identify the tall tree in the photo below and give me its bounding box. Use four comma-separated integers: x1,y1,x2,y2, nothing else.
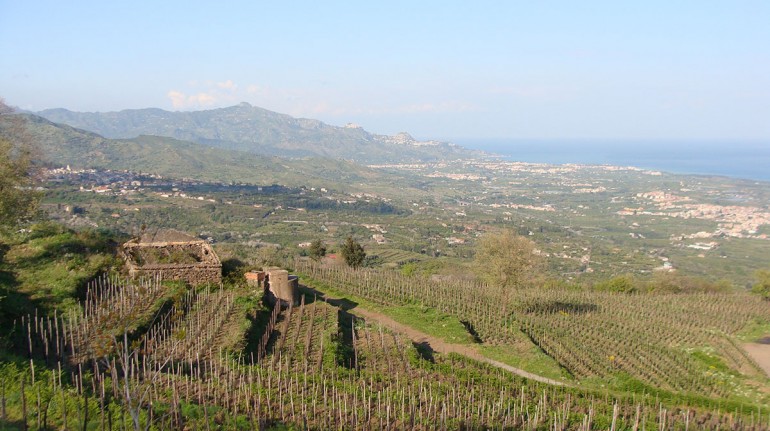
0,100,40,232
474,230,541,289
340,236,366,268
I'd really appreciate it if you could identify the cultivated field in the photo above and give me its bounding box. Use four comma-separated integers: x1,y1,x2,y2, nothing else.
296,260,770,402
3,267,770,430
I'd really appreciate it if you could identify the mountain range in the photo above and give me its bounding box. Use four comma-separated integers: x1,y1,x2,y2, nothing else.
0,113,429,195
35,103,481,163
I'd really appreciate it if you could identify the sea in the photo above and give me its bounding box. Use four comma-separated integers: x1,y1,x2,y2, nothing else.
454,139,770,183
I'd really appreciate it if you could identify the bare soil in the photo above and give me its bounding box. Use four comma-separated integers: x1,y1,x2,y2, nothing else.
744,340,770,378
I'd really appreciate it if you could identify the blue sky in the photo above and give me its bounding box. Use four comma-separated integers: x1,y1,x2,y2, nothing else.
1,1,768,141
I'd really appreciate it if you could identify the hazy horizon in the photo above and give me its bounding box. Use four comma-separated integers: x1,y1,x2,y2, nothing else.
18,101,770,146
453,138,770,181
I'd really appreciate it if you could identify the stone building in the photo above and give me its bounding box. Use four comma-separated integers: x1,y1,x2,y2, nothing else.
121,229,222,285
246,267,299,307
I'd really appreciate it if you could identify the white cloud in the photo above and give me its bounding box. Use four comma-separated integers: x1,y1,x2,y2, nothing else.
191,92,217,106
167,90,188,109
246,84,260,94
166,79,241,109
217,80,236,90
166,90,219,109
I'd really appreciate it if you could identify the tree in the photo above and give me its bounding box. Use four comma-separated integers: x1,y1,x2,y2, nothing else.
594,274,638,293
473,230,541,289
308,238,327,261
252,244,283,268
752,270,770,300
0,99,39,232
340,236,366,268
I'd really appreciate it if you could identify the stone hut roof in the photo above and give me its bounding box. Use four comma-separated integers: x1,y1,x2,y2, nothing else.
135,229,203,245
121,229,222,285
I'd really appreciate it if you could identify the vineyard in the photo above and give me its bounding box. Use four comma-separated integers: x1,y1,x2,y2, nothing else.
369,248,428,266
2,267,770,429
294,260,770,401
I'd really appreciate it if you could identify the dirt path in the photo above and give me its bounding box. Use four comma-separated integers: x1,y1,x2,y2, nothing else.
743,337,770,378
304,286,567,386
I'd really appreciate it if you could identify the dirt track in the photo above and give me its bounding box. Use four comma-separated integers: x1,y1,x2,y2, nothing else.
349,306,565,386
743,337,770,378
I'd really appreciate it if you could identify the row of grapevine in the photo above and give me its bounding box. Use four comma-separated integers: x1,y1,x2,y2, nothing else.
5,273,769,429
293,259,770,399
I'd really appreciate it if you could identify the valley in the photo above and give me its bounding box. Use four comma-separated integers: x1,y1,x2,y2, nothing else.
1,104,770,430
40,156,770,286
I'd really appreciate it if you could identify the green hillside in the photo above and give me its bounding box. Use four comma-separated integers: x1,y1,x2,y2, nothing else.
36,103,481,163
0,113,425,194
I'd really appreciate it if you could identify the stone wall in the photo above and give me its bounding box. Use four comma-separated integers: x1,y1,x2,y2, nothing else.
127,263,222,285
245,271,265,288
126,243,220,266
121,230,222,286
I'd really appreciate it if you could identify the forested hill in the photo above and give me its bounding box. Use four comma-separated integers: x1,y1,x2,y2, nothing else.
0,113,424,193
36,103,482,164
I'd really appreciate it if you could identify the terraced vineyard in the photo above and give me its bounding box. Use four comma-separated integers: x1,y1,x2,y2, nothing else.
352,318,414,376
265,295,338,372
370,248,428,265
145,286,241,362
295,259,770,401
4,272,770,429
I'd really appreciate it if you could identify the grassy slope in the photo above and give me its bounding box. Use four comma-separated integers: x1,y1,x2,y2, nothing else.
0,223,119,318
0,223,124,364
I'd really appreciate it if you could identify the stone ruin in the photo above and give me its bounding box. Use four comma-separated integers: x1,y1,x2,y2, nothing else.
245,267,298,307
121,229,222,285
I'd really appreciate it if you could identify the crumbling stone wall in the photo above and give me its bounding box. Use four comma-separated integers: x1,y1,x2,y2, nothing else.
121,230,222,286
128,243,212,266
245,271,265,288
126,262,222,285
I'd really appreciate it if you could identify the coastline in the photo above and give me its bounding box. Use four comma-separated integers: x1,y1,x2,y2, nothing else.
453,139,770,182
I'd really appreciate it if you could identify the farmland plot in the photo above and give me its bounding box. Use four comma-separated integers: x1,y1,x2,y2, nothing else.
5,273,770,429
296,259,770,402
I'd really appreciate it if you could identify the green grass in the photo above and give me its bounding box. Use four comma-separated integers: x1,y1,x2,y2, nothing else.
1,223,119,317
298,276,473,344
383,304,475,344
690,349,736,375
479,344,570,382
736,317,770,342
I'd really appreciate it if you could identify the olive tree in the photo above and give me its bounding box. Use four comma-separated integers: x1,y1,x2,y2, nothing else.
474,230,541,289
752,270,770,300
